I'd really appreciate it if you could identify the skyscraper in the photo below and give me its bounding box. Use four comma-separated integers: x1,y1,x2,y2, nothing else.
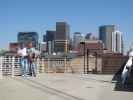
73,32,84,50
18,32,39,49
46,31,55,41
99,25,116,51
112,31,123,53
39,42,47,53
99,25,123,54
85,33,92,40
46,30,55,54
43,34,47,42
54,22,70,53
55,22,70,40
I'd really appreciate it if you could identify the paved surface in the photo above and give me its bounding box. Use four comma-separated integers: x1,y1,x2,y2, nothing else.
0,73,133,100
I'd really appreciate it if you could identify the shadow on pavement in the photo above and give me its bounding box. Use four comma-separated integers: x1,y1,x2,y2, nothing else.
114,82,133,92
13,77,85,100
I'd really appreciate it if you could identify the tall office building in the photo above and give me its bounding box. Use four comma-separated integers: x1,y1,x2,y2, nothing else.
99,25,116,51
85,33,92,40
54,22,70,53
18,32,38,49
73,32,84,50
99,25,123,54
85,33,98,40
112,31,123,53
55,22,70,40
39,42,47,52
46,30,55,54
43,34,47,42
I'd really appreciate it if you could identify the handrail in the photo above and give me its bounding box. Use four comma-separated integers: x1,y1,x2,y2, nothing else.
0,56,72,77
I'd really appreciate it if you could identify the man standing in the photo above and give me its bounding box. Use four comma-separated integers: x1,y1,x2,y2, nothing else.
27,42,37,77
17,43,28,77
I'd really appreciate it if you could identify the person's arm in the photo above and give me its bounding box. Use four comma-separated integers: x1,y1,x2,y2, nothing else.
32,48,40,59
16,49,21,57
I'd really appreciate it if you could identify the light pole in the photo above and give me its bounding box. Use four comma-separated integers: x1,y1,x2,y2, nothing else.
87,49,89,74
80,42,86,74
94,52,97,73
64,40,68,72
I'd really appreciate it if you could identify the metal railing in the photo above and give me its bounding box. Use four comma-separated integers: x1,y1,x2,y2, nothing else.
0,56,20,77
0,56,72,78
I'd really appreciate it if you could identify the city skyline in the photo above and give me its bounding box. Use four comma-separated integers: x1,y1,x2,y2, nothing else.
0,0,133,53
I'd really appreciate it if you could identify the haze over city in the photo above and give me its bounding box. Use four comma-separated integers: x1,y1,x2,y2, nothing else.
0,0,133,52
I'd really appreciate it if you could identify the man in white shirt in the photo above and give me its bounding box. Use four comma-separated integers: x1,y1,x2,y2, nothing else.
17,43,28,77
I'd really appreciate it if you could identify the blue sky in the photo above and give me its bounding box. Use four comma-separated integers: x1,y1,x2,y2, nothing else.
0,0,133,52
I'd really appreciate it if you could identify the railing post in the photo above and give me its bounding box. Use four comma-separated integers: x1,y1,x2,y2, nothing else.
36,58,40,74
40,58,43,73
42,59,45,73
48,58,50,73
95,52,97,73
0,56,3,79
87,49,89,74
64,57,67,73
44,59,46,73
53,59,56,73
11,56,15,77
9,56,12,76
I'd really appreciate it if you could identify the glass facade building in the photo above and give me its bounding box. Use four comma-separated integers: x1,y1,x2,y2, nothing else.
46,31,55,54
99,25,123,53
99,25,116,51
112,31,123,53
54,22,70,53
18,32,39,49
